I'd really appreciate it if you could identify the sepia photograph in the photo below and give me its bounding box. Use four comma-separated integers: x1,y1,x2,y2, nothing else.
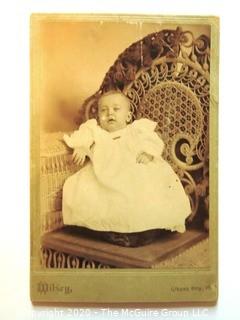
30,14,218,303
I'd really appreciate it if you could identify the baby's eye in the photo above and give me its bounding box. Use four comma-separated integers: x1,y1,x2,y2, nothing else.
114,107,120,111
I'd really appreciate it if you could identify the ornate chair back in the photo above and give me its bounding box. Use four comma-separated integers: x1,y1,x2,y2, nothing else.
82,28,210,225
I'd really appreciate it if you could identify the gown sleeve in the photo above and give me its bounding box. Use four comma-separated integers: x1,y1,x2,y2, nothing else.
63,119,97,150
131,118,165,159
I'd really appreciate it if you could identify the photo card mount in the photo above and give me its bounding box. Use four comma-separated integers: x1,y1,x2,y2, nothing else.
30,14,219,304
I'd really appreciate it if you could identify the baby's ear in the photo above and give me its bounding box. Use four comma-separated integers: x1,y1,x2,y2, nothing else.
126,111,133,123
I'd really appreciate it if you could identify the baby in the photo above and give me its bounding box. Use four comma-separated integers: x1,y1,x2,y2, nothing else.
62,91,191,246
72,92,154,167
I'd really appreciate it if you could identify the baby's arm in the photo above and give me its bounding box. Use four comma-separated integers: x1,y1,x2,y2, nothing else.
136,152,154,164
137,131,164,163
63,119,96,166
132,119,164,163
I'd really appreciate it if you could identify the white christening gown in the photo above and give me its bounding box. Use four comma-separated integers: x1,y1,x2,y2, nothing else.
62,118,191,233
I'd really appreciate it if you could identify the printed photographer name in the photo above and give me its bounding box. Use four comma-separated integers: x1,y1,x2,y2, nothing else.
37,281,72,295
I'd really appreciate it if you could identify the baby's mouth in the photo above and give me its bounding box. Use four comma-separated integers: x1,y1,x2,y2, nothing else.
108,118,116,123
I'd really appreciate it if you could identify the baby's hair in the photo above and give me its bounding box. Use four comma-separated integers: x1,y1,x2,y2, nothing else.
98,90,131,110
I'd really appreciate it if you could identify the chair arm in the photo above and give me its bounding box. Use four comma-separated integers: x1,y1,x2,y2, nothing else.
40,132,78,233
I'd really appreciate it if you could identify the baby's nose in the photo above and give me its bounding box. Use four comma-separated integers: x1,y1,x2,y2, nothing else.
108,108,114,116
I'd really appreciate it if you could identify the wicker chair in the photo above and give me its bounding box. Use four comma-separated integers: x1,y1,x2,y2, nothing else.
40,27,210,268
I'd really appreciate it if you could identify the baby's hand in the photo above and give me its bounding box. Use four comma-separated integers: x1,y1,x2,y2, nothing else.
136,152,154,164
72,147,88,166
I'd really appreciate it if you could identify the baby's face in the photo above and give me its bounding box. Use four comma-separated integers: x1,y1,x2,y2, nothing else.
98,93,131,132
